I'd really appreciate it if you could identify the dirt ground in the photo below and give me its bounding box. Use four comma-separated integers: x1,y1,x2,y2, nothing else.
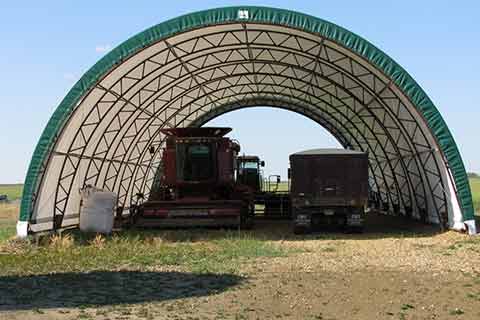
2,213,480,320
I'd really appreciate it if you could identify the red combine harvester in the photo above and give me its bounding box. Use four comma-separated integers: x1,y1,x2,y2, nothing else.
133,127,254,229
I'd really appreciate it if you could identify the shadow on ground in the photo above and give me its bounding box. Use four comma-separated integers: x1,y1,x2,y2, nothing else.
0,271,244,310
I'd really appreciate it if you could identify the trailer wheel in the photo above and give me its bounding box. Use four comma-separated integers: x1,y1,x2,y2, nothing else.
345,225,364,234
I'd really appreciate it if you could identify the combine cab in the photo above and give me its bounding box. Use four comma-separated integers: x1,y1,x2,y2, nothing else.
133,127,254,229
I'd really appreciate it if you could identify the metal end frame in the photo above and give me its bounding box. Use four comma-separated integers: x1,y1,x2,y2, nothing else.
21,7,471,232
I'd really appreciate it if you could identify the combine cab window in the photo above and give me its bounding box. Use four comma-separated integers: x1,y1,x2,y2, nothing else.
177,144,214,181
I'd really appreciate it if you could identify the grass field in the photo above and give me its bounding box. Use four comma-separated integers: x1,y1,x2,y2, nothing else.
470,177,480,213
0,184,23,200
0,185,22,242
0,204,17,243
262,181,289,192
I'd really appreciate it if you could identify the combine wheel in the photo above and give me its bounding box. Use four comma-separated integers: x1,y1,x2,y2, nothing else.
240,203,254,230
240,217,254,230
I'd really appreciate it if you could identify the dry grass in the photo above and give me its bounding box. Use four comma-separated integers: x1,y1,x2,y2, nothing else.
89,234,106,249
0,203,19,221
0,203,18,242
48,234,74,251
470,177,480,213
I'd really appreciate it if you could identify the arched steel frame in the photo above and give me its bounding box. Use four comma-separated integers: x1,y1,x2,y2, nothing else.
19,7,472,233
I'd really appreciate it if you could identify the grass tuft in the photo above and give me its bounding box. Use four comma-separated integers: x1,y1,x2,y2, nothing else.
400,303,415,311
449,308,464,315
49,234,74,250
89,234,106,249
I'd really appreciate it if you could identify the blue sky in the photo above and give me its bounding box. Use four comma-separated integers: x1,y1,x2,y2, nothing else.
0,0,479,182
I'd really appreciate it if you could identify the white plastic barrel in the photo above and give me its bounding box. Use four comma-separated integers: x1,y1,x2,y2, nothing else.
79,187,117,234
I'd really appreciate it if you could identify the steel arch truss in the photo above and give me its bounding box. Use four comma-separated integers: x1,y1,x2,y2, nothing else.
28,22,460,232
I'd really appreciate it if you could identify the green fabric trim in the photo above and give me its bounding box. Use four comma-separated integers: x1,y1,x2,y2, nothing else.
20,6,474,223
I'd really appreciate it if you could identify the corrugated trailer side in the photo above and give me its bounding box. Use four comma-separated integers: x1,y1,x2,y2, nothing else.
289,149,368,234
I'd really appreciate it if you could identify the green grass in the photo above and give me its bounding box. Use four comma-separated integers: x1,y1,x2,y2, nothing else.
470,177,480,214
0,203,18,242
0,224,15,243
0,184,23,242
0,184,23,200
0,230,290,276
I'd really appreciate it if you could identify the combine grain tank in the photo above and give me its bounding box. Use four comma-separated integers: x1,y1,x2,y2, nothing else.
289,149,368,234
133,127,254,229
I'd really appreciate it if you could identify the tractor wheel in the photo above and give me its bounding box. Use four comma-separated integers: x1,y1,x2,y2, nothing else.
293,225,309,235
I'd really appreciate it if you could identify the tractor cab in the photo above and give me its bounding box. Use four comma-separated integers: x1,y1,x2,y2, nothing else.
237,156,264,193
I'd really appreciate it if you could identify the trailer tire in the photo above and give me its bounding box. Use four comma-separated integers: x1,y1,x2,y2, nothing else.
345,226,364,234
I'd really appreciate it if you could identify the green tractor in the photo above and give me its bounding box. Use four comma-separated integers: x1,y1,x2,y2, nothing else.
237,156,291,219
236,155,265,193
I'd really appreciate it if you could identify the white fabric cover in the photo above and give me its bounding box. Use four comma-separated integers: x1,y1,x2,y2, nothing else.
79,187,116,234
